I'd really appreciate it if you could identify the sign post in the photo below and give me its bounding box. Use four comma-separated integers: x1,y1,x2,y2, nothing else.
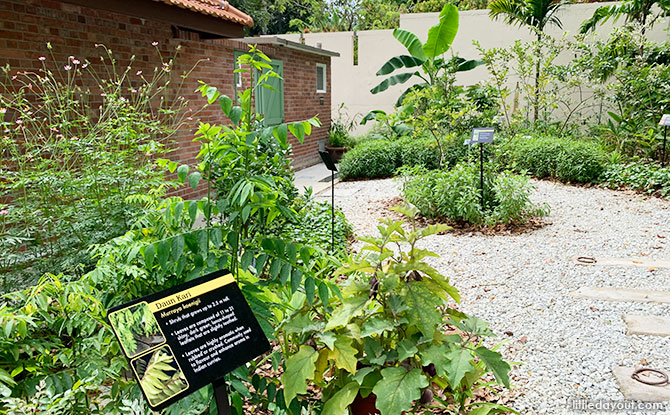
108,270,271,413
465,128,495,208
660,114,670,167
319,150,338,253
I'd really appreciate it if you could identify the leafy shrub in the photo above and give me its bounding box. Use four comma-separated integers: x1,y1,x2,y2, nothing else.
339,135,468,180
339,139,400,179
402,163,549,225
279,206,514,414
602,162,670,198
496,135,608,183
397,136,440,170
276,198,353,255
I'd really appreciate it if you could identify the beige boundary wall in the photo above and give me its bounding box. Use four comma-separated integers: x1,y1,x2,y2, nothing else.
270,3,669,134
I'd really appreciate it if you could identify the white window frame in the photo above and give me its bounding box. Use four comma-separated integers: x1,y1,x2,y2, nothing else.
316,63,327,94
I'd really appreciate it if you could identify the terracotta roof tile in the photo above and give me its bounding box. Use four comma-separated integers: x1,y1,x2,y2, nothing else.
152,0,254,27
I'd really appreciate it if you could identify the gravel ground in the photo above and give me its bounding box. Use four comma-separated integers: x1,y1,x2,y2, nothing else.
316,178,670,415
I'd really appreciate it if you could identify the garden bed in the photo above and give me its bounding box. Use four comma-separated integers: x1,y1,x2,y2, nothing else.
317,177,670,414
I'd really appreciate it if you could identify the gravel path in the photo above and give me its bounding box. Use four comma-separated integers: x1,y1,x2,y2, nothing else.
317,178,670,415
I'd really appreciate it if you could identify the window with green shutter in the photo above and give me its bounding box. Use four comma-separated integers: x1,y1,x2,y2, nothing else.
255,59,284,126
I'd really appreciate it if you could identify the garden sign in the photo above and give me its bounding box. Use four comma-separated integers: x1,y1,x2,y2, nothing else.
108,270,270,412
465,128,495,206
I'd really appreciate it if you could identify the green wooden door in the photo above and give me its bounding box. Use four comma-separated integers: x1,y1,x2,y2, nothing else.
256,60,284,126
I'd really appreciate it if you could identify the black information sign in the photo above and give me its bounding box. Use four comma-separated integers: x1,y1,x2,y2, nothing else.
319,150,338,172
659,114,670,126
108,270,270,412
465,127,495,145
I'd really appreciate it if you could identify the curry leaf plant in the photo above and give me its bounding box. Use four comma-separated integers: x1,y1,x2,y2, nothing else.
280,205,514,415
370,4,483,106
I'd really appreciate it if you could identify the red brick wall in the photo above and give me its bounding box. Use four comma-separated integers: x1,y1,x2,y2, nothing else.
0,0,331,199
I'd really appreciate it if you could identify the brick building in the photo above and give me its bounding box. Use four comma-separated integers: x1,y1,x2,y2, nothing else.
0,0,337,198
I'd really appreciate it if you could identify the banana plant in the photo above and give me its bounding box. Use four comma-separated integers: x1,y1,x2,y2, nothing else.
370,4,483,106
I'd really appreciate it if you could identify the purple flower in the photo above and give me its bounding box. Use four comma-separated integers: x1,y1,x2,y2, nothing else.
72,59,80,65
0,210,8,215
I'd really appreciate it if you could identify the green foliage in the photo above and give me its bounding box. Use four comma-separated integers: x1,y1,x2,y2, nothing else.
339,139,401,180
496,135,608,183
328,104,357,147
402,163,549,225
277,198,353,255
339,135,467,180
579,0,670,34
0,46,345,415
137,349,188,407
371,5,483,106
602,161,670,198
279,206,514,414
0,44,194,291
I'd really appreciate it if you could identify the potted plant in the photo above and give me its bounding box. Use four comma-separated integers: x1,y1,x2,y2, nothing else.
279,205,514,415
325,104,357,163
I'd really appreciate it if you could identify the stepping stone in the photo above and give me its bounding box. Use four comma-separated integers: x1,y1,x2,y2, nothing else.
613,366,670,402
573,256,670,268
571,287,670,304
624,315,670,337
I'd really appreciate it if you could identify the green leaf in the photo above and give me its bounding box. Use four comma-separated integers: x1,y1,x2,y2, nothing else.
392,29,426,60
456,58,484,72
376,55,425,76
420,344,451,377
300,246,311,264
288,122,306,143
177,164,189,183
188,172,202,190
304,277,316,305
317,331,337,349
157,240,170,270
445,348,474,387
230,106,243,125
423,4,459,58
397,339,418,361
279,263,292,285
333,335,358,374
474,347,511,388
219,95,233,116
170,235,185,262
143,244,155,269
318,282,329,307
467,407,493,415
290,268,302,294
322,381,359,415
282,346,318,405
273,124,288,146
370,72,416,94
361,316,394,337
325,294,369,330
372,368,428,415
404,281,442,339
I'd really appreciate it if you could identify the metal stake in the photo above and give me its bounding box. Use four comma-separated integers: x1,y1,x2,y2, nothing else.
480,142,484,208
330,170,335,254
663,125,667,167
213,378,232,415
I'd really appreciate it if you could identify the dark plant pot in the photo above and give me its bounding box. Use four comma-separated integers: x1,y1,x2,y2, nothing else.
350,392,380,415
325,145,348,164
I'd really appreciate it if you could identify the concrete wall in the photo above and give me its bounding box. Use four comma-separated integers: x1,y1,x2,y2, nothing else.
274,2,670,135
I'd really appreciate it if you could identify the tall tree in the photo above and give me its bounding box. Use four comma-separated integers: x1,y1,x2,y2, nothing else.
488,0,567,121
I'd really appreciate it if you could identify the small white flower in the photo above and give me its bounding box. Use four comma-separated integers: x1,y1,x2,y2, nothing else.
0,108,6,114
64,65,72,71
136,70,142,75
152,41,159,46
38,56,46,61
72,59,80,65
